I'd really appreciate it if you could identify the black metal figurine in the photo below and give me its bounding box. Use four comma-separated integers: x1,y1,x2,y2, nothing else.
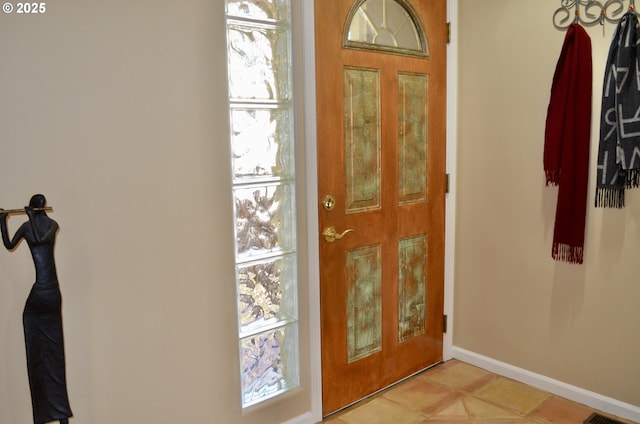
0,194,72,424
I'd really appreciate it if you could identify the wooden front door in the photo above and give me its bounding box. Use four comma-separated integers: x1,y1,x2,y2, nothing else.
315,0,447,416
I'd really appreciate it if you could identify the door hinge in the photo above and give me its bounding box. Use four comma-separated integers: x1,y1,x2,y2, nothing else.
447,22,451,44
445,173,450,194
443,314,448,333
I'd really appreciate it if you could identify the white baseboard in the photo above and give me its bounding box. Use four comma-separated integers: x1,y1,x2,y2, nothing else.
452,347,640,423
281,411,314,424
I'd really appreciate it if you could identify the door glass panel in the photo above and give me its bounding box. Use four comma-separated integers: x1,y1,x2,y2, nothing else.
345,0,429,57
347,244,382,362
344,67,381,213
398,72,428,205
231,107,294,182
239,323,300,407
227,23,291,101
398,234,427,342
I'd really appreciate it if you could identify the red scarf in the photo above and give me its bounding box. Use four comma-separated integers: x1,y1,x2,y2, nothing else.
544,23,592,264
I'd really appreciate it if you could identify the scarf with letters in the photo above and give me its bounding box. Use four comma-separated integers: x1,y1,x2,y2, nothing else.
595,11,640,208
544,23,592,264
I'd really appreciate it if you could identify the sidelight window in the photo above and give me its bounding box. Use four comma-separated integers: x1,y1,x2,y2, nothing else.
225,0,300,408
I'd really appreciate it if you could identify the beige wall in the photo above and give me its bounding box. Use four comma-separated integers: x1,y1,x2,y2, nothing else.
456,0,640,407
4,0,639,421
0,1,310,423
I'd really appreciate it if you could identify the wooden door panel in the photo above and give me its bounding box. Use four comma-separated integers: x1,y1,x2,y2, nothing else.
316,0,446,415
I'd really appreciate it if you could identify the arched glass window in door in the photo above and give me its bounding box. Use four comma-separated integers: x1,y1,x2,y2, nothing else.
345,0,429,57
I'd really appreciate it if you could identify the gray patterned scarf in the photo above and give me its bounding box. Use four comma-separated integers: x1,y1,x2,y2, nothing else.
596,11,640,208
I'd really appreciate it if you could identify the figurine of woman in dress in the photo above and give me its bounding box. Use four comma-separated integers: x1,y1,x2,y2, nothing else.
1,194,72,424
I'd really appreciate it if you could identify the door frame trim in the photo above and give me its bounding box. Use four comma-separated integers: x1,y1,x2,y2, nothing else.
443,0,458,364
302,1,458,421
301,1,322,421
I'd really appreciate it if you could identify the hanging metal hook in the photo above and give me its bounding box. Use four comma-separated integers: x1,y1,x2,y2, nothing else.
553,0,631,29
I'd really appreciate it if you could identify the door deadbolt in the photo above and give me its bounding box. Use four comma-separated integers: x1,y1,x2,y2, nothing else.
322,194,336,211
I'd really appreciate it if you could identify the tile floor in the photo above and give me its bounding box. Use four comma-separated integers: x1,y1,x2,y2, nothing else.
322,360,636,424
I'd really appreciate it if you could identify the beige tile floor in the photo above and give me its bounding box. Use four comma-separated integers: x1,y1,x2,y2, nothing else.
322,360,636,424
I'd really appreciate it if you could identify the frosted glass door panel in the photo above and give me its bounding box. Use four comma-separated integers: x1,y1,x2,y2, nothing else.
398,72,428,204
398,235,427,342
344,67,381,213
347,244,382,363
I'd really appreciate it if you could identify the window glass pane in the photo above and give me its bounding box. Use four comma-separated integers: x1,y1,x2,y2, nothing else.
346,0,428,56
237,254,297,335
234,183,295,259
227,0,290,22
227,23,291,101
231,107,294,181
240,323,300,407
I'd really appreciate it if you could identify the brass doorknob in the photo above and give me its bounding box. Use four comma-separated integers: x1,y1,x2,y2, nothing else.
322,226,354,243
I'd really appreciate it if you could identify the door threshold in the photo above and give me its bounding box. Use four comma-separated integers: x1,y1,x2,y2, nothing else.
322,360,444,420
